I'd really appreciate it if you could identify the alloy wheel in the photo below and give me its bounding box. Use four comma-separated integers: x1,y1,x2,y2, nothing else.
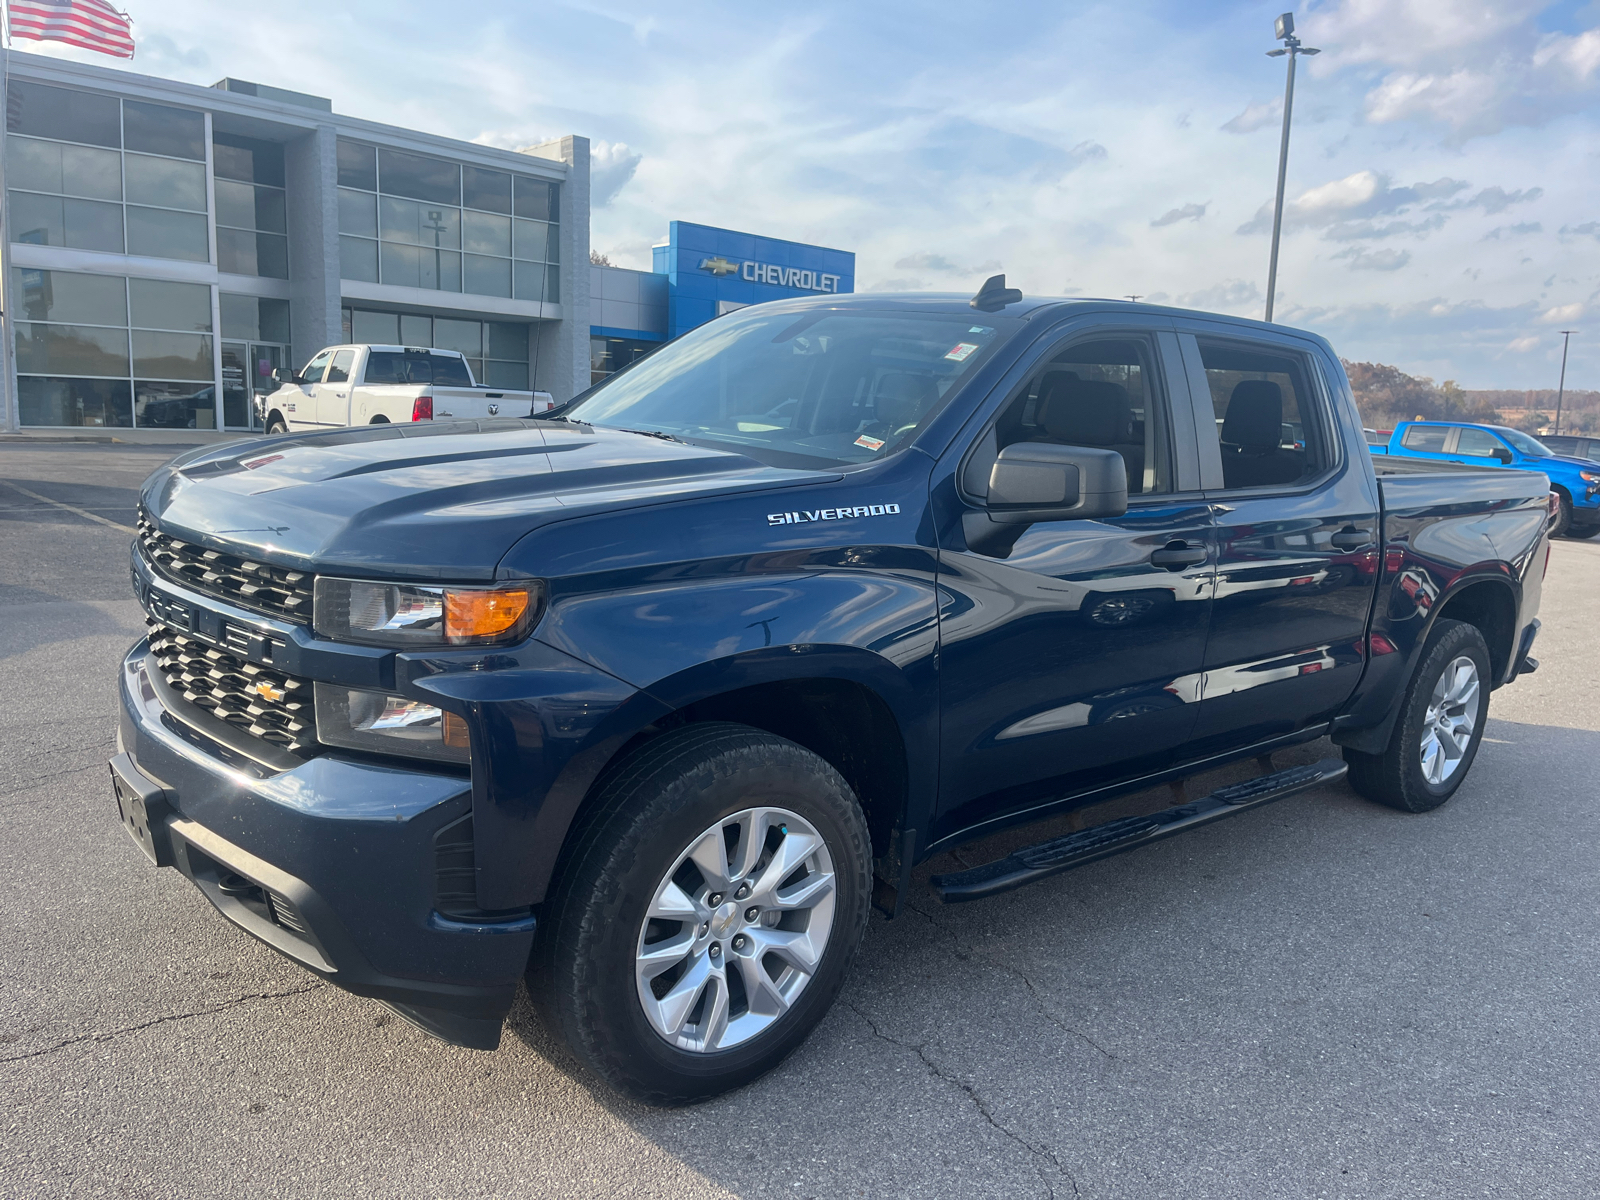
1419,655,1480,786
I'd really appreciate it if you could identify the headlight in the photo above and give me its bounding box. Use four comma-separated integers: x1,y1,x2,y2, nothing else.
1580,470,1600,483
313,577,542,647
314,684,470,763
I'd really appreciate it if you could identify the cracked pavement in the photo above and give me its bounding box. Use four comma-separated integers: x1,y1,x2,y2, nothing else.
4,442,1600,1198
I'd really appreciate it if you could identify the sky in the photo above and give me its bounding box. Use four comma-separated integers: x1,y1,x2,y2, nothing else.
17,0,1600,389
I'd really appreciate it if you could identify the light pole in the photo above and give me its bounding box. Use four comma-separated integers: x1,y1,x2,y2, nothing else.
1263,13,1319,323
1555,329,1576,435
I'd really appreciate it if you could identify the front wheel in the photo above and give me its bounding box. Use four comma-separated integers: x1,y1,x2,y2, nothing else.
1551,491,1572,538
1343,618,1491,812
265,415,289,435
531,723,872,1105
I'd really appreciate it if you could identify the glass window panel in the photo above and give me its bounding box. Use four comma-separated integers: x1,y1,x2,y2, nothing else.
339,236,379,283
254,232,289,279
433,318,481,358
124,153,207,211
135,380,217,429
342,307,353,343
462,209,511,256
215,181,287,235
351,310,399,345
379,242,461,291
130,278,212,332
126,207,209,262
18,376,132,427
379,195,460,248
463,165,511,214
254,189,287,235
1455,427,1505,457
378,147,459,204
400,314,432,346
463,253,511,298
338,140,377,190
6,82,120,148
12,268,127,325
7,138,122,200
430,354,472,386
301,349,333,383
14,321,130,376
513,176,553,221
338,187,377,237
220,293,259,340
259,298,291,343
513,259,559,303
212,135,284,187
123,101,206,161
221,342,250,427
486,322,528,361
484,359,529,389
465,358,483,383
513,218,549,262
217,226,257,275
132,331,213,380
326,349,355,383
8,192,124,253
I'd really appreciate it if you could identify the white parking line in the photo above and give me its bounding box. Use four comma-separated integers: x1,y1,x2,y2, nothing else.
0,479,135,534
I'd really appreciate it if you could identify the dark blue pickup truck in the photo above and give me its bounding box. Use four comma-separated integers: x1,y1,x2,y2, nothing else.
114,282,1550,1104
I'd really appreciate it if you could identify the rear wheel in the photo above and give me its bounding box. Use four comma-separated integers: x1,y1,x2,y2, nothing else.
1343,619,1491,812
531,723,872,1105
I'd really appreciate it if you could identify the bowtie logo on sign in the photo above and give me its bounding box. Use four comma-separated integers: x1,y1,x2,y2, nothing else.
698,256,842,293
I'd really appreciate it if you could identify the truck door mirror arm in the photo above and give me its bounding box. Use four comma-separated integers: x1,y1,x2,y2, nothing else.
962,443,1130,557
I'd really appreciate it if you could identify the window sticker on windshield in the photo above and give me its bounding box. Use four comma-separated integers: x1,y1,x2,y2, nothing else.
968,326,991,334
944,342,980,362
854,434,887,451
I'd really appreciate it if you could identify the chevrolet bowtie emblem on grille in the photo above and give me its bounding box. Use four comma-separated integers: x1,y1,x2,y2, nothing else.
252,681,285,703
699,256,741,277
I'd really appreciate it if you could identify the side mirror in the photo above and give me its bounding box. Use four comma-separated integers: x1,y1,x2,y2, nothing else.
271,367,299,387
1491,446,1513,464
964,443,1129,556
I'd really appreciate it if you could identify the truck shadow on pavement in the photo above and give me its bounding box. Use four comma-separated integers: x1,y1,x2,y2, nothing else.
500,718,1600,1198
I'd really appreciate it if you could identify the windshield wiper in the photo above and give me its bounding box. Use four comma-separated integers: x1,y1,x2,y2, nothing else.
614,427,686,444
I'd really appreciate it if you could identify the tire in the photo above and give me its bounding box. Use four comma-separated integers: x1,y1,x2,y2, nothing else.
530,723,873,1105
1343,619,1492,813
265,415,289,435
1568,525,1600,540
1551,491,1572,538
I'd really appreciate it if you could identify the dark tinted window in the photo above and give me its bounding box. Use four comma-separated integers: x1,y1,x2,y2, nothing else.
212,134,285,186
379,148,459,204
1454,427,1505,457
301,350,332,384
1199,341,1325,490
1402,425,1449,452
337,139,377,190
463,165,511,214
513,176,555,221
362,351,469,385
431,353,472,386
123,101,205,161
6,82,119,147
326,350,354,384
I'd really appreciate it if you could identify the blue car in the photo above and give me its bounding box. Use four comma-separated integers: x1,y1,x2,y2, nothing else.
1385,421,1600,538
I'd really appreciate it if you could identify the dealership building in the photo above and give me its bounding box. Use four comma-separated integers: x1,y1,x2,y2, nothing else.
0,50,854,434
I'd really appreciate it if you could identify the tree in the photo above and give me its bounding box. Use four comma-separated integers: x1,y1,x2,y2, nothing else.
589,250,614,266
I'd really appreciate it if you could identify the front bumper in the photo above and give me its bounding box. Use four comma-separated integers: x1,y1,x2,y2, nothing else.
116,640,535,1049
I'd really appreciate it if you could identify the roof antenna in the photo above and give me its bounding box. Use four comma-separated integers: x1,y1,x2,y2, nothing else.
970,273,1022,313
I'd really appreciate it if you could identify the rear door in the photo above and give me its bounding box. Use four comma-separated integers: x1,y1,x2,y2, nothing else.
1395,422,1458,463
1175,324,1381,751
931,322,1215,840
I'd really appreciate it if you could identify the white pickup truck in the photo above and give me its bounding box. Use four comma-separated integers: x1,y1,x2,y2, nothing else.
256,344,554,433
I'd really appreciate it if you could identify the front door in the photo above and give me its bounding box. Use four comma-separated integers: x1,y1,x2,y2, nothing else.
1175,326,1381,750
932,328,1215,842
313,348,356,427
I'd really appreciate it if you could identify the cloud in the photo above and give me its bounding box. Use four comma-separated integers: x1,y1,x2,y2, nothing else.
589,141,642,207
1237,172,1468,235
1174,280,1261,312
1541,303,1585,322
1508,336,1541,352
891,252,1002,275
1221,98,1281,134
1323,215,1448,241
1151,202,1207,227
1462,186,1543,214
1560,221,1600,241
1333,246,1412,272
1482,222,1542,241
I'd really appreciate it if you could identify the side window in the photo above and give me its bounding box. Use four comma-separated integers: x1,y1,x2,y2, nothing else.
325,350,354,384
301,350,332,385
1402,424,1449,452
1454,427,1503,458
1198,340,1326,490
1587,442,1600,464
974,336,1173,497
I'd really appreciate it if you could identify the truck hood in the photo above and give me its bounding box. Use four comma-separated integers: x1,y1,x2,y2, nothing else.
142,419,831,581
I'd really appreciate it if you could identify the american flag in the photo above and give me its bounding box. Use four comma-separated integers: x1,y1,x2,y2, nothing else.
8,0,134,58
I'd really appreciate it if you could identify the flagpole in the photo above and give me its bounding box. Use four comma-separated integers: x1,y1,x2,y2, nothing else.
1,5,16,433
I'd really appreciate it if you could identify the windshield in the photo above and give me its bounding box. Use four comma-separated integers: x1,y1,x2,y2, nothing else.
1502,429,1551,457
563,307,1017,467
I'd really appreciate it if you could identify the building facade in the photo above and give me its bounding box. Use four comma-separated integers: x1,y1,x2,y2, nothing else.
0,52,590,433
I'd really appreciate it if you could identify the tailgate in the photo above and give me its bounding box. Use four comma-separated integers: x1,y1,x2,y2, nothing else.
433,387,538,420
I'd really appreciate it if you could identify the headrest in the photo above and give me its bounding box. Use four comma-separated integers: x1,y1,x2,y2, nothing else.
1221,380,1283,450
1039,375,1129,446
874,373,939,429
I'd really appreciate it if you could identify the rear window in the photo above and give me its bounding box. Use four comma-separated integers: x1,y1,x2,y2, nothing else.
364,351,473,387
1402,425,1449,452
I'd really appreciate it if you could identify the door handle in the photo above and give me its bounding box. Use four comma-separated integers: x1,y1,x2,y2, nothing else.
1150,541,1207,570
1330,527,1373,549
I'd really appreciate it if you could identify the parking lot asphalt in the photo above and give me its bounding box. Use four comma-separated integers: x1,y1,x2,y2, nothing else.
3,439,1598,1200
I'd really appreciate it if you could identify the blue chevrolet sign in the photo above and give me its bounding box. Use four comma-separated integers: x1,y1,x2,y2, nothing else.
653,220,856,339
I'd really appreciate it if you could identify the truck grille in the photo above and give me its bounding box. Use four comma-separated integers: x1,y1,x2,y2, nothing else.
147,618,318,755
137,508,313,624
